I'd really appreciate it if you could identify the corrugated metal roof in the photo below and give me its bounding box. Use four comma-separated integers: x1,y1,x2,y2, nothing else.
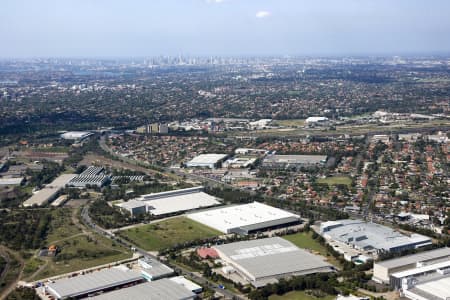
47,267,142,299
321,219,431,252
139,258,174,278
23,174,76,207
376,247,450,268
410,276,450,300
391,260,450,278
230,217,301,233
188,202,300,233
90,279,195,300
214,237,333,284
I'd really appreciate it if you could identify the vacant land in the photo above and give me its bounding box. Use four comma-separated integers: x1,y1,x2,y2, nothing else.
274,119,305,127
317,176,352,187
33,234,131,280
22,208,132,281
283,232,327,256
282,232,340,268
270,291,335,300
34,146,70,153
232,119,450,138
118,217,221,251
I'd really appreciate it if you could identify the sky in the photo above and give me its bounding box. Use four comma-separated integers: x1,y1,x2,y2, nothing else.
2,0,450,57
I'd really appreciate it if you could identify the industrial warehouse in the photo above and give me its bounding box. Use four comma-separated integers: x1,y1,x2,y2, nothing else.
40,263,201,300
320,220,432,256
187,201,301,235
117,186,221,216
90,278,197,300
185,153,228,169
138,257,174,281
60,131,93,141
373,247,450,284
213,237,334,287
44,267,143,299
67,166,110,188
262,154,327,169
23,173,76,207
402,274,450,300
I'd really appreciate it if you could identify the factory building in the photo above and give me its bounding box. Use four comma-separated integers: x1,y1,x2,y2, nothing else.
305,116,330,127
262,154,327,169
223,157,257,168
67,166,110,188
0,177,24,186
169,276,203,294
60,131,93,141
45,267,143,299
90,278,196,300
373,247,450,284
402,274,450,300
320,220,432,257
23,173,76,207
234,148,268,155
117,200,147,216
117,186,221,216
188,202,301,235
138,257,174,281
213,237,334,287
390,260,450,290
186,153,228,169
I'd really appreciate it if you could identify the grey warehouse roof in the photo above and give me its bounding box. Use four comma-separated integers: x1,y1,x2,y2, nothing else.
139,257,174,278
321,219,431,252
376,247,450,269
264,154,327,164
46,267,142,299
90,279,196,300
214,237,333,286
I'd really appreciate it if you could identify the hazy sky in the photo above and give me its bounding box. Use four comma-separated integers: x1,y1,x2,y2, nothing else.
2,0,450,57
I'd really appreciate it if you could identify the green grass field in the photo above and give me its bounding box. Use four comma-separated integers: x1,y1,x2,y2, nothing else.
274,119,305,127
118,217,221,251
22,208,132,281
270,291,335,300
283,232,327,256
282,232,341,267
316,176,352,187
34,234,131,280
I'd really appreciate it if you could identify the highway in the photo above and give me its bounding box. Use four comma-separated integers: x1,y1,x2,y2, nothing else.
80,204,244,299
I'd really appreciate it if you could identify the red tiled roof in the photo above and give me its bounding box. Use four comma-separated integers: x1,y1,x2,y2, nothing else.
197,247,219,259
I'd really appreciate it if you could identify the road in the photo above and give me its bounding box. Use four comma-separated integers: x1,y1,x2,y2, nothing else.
98,136,180,180
81,203,243,299
99,135,242,191
0,246,24,300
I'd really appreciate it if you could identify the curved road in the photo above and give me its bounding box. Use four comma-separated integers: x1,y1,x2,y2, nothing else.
81,204,243,300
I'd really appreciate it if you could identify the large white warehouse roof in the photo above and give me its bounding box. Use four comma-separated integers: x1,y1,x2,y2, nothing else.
406,276,450,300
60,131,93,140
23,174,76,207
305,116,329,123
186,154,227,168
187,202,300,234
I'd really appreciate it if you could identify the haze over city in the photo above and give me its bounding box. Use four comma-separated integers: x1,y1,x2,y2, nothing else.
1,1,450,300
2,0,450,57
